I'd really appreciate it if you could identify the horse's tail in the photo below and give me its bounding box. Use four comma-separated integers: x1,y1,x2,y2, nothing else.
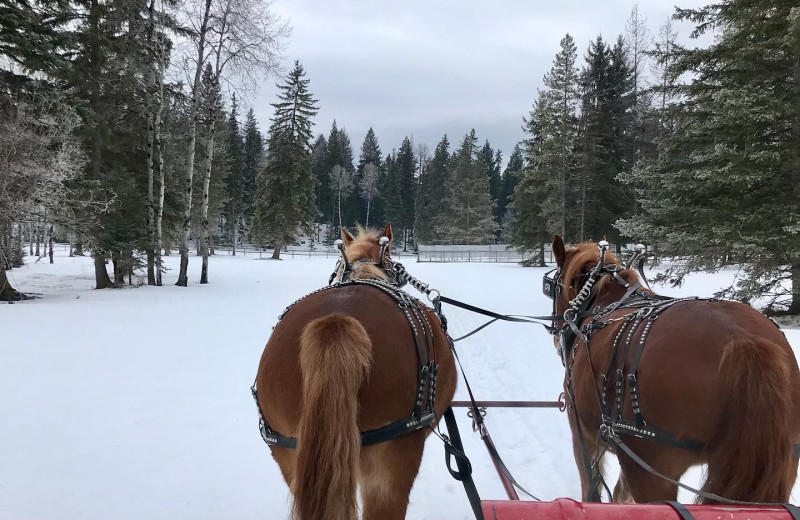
702,335,795,503
293,314,372,520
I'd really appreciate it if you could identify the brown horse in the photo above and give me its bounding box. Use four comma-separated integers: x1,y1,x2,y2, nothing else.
550,235,800,504
254,224,456,520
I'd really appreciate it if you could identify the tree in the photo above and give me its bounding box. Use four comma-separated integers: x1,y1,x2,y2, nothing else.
329,165,354,229
250,61,319,260
359,163,380,227
0,93,107,300
574,35,634,243
394,137,416,248
545,33,580,239
617,0,800,314
356,127,382,225
414,134,449,244
224,94,244,254
176,0,214,286
176,0,288,285
511,99,558,263
478,140,502,218
624,5,653,216
499,144,523,239
434,130,495,244
241,108,264,224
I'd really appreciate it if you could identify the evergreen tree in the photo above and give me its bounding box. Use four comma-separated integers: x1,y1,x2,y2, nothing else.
544,33,580,239
575,35,634,243
499,144,523,239
394,136,416,248
511,33,580,256
618,0,800,313
434,130,495,244
250,61,319,259
414,134,450,244
241,108,264,224
310,133,328,224
224,94,244,253
511,99,559,263
357,128,382,225
478,140,502,223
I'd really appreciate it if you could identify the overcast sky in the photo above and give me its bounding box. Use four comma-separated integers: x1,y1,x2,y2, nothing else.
246,1,708,166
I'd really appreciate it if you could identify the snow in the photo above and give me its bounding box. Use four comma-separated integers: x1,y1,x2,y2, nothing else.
1,249,799,519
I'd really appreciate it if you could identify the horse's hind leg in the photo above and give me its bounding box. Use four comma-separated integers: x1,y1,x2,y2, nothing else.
360,433,425,520
616,447,692,502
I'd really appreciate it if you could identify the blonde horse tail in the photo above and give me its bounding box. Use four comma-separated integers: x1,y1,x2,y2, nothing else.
702,335,795,503
293,314,372,520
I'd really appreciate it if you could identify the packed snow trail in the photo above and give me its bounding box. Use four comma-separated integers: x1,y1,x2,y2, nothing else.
1,250,798,519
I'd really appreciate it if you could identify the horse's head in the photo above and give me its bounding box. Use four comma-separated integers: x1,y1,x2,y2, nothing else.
331,223,395,283
547,234,640,317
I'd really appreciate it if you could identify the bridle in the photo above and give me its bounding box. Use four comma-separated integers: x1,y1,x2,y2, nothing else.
329,235,407,287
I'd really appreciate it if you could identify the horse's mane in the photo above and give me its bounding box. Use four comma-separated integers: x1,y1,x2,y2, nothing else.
344,225,389,281
562,243,642,298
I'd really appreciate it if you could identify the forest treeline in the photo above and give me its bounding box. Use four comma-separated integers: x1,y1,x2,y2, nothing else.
1,0,799,313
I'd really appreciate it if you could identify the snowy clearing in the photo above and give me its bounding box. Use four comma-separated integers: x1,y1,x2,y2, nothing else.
1,251,799,520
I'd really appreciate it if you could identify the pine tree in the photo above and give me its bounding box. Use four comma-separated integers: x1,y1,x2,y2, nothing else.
414,134,450,244
250,61,319,260
575,35,634,243
618,0,800,313
478,140,502,222
310,133,327,224
241,108,264,225
511,33,580,255
357,128,382,226
435,130,495,244
499,144,523,239
511,99,559,263
545,33,580,239
224,94,244,254
394,136,416,248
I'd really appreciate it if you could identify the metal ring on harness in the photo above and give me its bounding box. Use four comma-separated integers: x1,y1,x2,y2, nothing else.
427,288,441,302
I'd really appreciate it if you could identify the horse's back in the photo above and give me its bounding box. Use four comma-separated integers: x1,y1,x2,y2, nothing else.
578,298,800,444
257,284,454,440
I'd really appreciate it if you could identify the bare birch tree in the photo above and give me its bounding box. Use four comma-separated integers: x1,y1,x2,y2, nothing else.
181,0,288,284
329,165,354,230
359,163,379,227
176,0,213,287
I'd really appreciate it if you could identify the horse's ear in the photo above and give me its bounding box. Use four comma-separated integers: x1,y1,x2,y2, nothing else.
383,223,393,244
341,228,355,247
553,234,566,268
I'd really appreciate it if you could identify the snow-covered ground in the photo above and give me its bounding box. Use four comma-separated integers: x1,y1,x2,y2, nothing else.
2,250,799,520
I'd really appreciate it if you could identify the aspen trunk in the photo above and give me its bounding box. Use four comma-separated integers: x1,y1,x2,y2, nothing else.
199,80,218,284
176,0,213,287
28,222,33,255
48,226,53,264
231,207,237,256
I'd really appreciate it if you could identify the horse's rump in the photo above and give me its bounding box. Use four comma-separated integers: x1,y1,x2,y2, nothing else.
256,283,441,442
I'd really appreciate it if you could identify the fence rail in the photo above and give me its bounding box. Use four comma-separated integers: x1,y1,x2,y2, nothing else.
416,245,554,264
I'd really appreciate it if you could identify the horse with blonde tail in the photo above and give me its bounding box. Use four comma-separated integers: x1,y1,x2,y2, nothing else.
253,223,456,520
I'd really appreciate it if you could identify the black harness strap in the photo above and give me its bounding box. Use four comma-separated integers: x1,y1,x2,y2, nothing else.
662,501,696,520
252,277,439,450
442,407,484,520
784,504,800,520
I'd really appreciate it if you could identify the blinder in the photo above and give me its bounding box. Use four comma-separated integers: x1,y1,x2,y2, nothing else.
543,268,558,300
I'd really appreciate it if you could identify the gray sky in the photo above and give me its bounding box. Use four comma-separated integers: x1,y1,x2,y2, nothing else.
247,0,707,166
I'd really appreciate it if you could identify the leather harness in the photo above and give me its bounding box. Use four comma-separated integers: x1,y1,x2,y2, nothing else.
251,275,440,449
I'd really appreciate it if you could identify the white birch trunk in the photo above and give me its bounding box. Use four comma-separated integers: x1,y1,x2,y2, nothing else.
200,83,218,284
176,0,213,287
